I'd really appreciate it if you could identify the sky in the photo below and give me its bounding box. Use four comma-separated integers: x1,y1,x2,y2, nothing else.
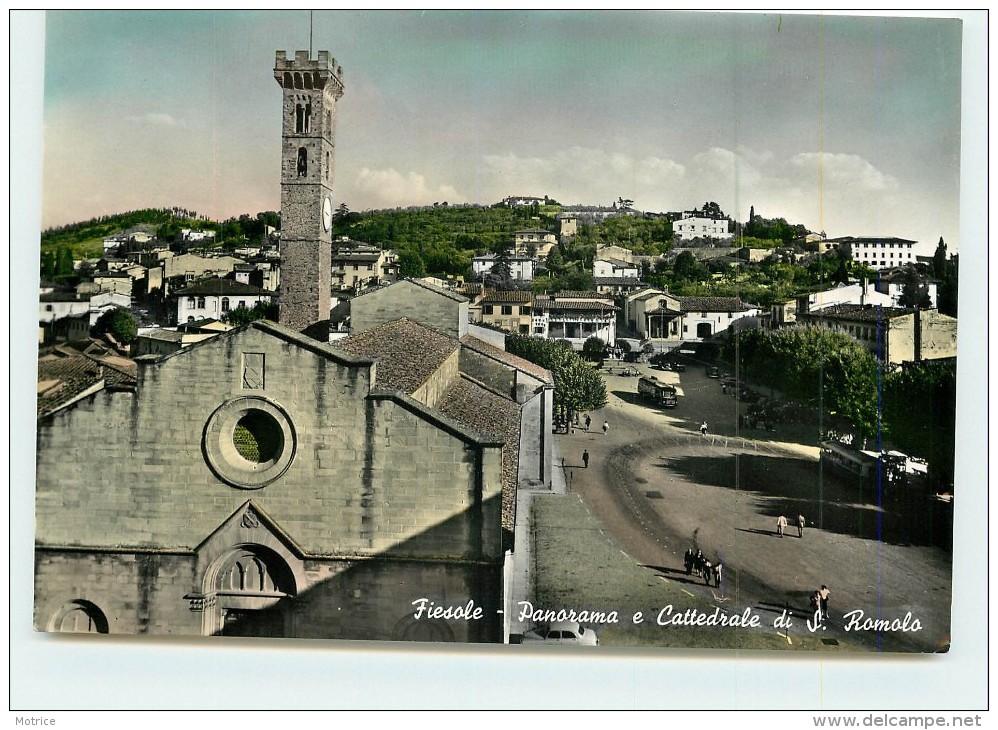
40,10,964,254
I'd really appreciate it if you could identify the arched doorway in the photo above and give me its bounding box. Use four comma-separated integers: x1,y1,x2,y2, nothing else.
203,545,297,637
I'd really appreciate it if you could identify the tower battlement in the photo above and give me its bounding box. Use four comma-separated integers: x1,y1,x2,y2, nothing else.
274,50,344,97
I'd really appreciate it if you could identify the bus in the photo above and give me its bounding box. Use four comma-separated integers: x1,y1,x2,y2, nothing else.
637,375,678,408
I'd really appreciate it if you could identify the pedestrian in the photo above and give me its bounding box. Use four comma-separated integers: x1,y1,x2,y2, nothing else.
819,585,830,620
582,449,590,469
603,420,609,435
702,559,712,585
584,414,591,431
776,514,788,537
713,561,723,588
721,382,727,395
797,514,806,538
684,548,694,575
699,420,708,437
573,412,580,427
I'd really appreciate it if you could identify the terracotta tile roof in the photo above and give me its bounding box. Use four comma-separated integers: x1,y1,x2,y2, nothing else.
460,335,553,385
336,318,459,394
481,289,533,304
350,277,469,303
437,375,521,533
677,296,753,313
594,277,647,287
173,278,271,297
37,348,137,416
535,300,617,312
549,290,612,300
802,304,911,322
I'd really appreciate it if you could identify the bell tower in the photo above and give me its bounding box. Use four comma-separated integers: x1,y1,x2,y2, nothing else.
274,50,344,333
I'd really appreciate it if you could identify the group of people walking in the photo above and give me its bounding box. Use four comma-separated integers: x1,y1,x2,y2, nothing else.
776,514,807,538
684,548,722,588
809,585,830,621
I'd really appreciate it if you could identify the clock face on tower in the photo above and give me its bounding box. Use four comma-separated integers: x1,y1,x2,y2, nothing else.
322,196,333,232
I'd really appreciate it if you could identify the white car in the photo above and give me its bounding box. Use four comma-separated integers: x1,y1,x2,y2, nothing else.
522,621,599,646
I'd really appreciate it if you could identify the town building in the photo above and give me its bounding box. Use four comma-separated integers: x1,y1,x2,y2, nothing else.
476,290,533,334
501,195,549,208
532,291,616,348
798,304,957,366
673,213,733,241
625,289,758,343
832,236,918,270
330,242,399,292
625,288,684,341
172,278,275,324
471,253,536,282
678,296,760,340
513,229,557,259
593,257,639,279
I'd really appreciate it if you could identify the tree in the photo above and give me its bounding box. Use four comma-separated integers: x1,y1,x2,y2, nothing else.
883,359,957,489
581,336,608,362
397,249,426,278
56,247,75,277
91,307,138,344
506,334,607,414
486,241,514,289
222,301,278,327
897,269,933,309
932,237,947,279
723,326,879,438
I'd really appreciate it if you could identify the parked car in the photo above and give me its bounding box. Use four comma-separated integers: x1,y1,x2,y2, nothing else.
522,621,599,646
671,361,686,372
706,366,721,378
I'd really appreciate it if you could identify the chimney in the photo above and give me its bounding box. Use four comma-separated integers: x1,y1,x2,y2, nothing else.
860,276,867,307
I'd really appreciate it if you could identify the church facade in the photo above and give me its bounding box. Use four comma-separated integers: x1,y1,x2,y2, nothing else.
33,49,553,643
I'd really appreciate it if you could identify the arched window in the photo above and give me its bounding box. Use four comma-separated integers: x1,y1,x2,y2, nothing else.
221,297,230,313
326,152,330,180
304,103,311,133
50,600,109,634
295,103,304,133
197,296,206,308
297,147,307,177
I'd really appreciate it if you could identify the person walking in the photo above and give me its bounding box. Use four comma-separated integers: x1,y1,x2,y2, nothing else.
797,514,806,538
584,413,591,431
776,514,788,537
602,420,609,435
699,420,708,437
582,449,590,469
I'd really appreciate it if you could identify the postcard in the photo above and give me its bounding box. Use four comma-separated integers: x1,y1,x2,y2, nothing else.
17,10,985,709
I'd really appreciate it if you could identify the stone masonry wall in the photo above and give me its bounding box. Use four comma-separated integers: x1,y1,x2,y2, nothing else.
34,549,502,641
351,281,466,339
35,325,501,561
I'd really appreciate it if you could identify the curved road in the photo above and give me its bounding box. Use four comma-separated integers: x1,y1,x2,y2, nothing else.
558,362,952,653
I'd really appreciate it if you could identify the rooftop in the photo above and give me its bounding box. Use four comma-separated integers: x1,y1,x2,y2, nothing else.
460,335,553,385
481,290,533,304
336,318,459,394
173,278,272,297
437,374,521,533
677,296,754,313
802,304,913,322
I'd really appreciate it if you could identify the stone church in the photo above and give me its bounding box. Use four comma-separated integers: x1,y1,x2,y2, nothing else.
33,50,553,642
